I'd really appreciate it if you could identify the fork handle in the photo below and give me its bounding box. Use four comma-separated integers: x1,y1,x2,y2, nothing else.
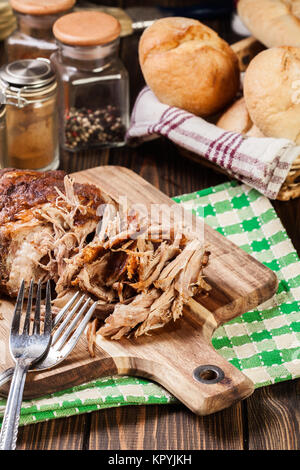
0,362,29,450
0,368,14,389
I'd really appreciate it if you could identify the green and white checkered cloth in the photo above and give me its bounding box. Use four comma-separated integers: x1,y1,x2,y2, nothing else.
0,181,299,427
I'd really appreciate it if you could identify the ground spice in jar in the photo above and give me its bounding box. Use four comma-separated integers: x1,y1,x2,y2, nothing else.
0,59,59,171
6,92,57,169
64,105,126,150
0,104,6,169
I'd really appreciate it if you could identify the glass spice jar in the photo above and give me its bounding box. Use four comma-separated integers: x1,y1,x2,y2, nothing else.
0,58,59,171
51,11,129,151
0,96,7,169
5,0,76,62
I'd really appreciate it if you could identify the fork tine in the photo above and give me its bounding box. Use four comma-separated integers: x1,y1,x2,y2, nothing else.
53,298,91,350
53,291,80,327
33,281,41,335
43,280,52,336
22,280,34,335
59,302,98,356
51,295,86,344
11,280,25,334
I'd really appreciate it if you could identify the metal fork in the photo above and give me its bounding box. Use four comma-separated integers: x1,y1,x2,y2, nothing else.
0,279,53,450
0,284,97,450
0,290,97,389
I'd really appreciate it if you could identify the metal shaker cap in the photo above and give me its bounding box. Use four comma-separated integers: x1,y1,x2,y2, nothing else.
0,58,55,90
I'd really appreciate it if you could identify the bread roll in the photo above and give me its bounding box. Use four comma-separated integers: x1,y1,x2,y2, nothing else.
217,97,265,137
246,124,265,138
217,97,252,133
138,17,240,116
238,0,300,48
244,47,300,143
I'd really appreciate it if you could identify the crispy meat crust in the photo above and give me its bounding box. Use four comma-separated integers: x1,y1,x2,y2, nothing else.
0,169,109,297
0,169,104,225
0,169,211,342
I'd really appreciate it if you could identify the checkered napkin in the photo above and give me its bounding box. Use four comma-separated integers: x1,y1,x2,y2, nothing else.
127,87,300,199
0,181,299,427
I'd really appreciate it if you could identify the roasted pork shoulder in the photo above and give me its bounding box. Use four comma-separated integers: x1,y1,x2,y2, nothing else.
0,169,210,342
56,204,211,340
0,169,109,296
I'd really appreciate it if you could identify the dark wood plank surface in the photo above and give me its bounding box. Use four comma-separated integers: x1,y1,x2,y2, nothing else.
1,1,299,450
247,381,300,450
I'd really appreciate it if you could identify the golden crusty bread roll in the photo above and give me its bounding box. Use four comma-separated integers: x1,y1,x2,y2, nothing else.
238,0,300,48
246,124,265,138
217,97,265,137
217,97,252,133
138,17,240,116
244,47,300,144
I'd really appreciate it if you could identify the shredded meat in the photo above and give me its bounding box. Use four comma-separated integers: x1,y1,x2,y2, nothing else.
58,204,211,339
86,318,99,357
0,169,111,296
0,169,211,345
95,237,211,339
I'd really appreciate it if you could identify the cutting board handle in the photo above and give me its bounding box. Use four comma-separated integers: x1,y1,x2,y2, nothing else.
4,343,253,414
114,344,254,415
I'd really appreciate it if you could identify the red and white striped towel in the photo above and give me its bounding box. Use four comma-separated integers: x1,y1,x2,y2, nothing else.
126,87,300,199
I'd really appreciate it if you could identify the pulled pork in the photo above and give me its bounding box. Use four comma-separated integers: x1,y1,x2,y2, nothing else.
57,204,211,340
0,169,211,345
0,169,111,296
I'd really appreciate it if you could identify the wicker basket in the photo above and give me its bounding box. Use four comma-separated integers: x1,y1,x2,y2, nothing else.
180,36,300,201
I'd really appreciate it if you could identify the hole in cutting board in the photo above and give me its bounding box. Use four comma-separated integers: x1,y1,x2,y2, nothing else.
193,365,224,384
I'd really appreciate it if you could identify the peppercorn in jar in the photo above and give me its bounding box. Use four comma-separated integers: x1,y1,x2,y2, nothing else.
51,11,129,151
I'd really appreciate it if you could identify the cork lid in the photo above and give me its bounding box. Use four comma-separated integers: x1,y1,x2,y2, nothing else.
10,0,75,16
53,11,121,46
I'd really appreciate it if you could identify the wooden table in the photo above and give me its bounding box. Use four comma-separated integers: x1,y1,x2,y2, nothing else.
1,7,299,451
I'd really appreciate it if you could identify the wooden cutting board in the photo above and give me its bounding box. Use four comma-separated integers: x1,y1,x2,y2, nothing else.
0,166,278,415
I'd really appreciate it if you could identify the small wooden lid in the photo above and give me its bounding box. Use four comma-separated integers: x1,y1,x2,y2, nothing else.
10,0,75,16
53,11,121,46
